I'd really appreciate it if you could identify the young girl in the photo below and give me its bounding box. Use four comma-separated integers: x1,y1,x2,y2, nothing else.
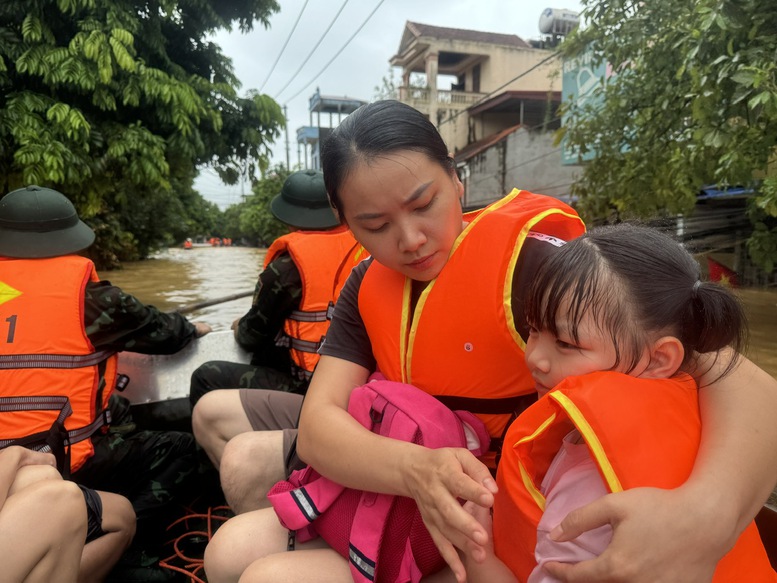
467,223,776,582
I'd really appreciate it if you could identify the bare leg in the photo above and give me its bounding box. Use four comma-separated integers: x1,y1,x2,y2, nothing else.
238,547,351,583
8,463,61,493
12,462,136,582
78,491,136,583
220,430,286,514
193,390,254,468
0,479,86,583
205,507,348,583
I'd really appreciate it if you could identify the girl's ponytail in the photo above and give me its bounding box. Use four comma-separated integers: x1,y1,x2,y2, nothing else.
682,280,748,378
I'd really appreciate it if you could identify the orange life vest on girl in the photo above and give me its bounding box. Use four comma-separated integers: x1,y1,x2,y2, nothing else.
358,189,585,442
265,226,363,381
493,371,776,582
0,255,117,473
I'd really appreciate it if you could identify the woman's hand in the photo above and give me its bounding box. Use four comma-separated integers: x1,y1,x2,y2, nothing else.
403,447,497,582
543,487,727,582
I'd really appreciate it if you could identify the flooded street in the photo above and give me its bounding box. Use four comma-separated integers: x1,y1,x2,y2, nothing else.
104,246,264,332
105,245,777,379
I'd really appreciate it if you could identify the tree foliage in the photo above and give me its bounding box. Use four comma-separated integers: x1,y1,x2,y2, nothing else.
560,0,777,269
0,0,286,267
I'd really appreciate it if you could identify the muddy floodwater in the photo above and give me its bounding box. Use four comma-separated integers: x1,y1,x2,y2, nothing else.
105,245,263,331
105,245,777,380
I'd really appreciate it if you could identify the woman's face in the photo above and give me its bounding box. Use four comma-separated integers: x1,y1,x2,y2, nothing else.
337,150,466,282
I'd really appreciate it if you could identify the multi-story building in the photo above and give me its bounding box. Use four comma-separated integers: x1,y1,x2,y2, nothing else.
297,89,367,170
389,20,578,208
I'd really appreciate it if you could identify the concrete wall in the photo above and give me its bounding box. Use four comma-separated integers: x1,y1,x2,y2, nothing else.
462,128,581,209
479,46,561,94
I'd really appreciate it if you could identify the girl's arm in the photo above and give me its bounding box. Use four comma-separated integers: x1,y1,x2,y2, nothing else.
544,352,777,582
297,355,497,583
461,502,516,583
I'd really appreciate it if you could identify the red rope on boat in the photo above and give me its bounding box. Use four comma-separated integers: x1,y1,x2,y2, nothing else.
159,505,233,582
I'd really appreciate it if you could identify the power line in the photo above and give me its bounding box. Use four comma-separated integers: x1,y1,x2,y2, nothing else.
272,0,351,100
258,0,311,94
281,0,387,105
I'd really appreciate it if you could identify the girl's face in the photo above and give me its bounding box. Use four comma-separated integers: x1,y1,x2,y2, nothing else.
337,150,466,282
524,298,650,396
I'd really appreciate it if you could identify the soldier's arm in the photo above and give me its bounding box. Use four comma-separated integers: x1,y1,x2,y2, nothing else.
83,280,197,354
234,253,301,356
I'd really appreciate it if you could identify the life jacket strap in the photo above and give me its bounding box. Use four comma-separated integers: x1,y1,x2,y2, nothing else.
275,334,324,355
288,308,329,323
0,396,112,477
434,393,538,460
0,349,115,369
433,393,538,415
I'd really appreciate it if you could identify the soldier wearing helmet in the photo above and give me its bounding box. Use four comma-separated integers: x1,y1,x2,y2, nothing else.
0,184,211,580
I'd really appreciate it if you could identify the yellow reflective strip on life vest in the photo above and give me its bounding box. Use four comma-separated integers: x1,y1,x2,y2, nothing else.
515,412,557,511
399,278,413,384
449,188,520,258
505,205,586,351
406,277,435,384
520,461,546,511
0,281,22,306
550,392,623,493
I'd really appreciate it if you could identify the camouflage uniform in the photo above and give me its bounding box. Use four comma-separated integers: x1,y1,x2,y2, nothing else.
73,281,201,577
189,252,308,406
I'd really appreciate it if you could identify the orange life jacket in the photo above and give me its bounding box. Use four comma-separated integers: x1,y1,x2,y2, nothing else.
358,189,585,442
0,255,117,473
265,227,363,380
493,371,776,582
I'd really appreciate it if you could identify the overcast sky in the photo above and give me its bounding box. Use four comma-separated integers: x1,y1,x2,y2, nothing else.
195,0,584,208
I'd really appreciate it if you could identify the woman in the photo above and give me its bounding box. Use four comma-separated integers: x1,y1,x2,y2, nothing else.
204,100,777,583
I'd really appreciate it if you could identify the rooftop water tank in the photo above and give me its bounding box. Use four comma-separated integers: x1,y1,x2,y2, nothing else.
538,8,580,36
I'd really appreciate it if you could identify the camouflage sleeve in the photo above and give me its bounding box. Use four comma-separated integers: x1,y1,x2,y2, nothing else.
84,280,197,354
234,253,302,357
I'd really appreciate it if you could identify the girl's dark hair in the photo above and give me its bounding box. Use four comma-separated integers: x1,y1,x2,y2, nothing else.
526,223,747,380
320,100,455,216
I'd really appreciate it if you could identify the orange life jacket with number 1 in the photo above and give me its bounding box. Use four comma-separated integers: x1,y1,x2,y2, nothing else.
0,255,117,473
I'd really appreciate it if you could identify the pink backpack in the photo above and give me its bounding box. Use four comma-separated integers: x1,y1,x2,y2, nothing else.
267,375,490,583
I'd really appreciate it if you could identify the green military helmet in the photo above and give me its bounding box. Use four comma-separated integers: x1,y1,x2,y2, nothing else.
0,185,95,258
270,169,340,230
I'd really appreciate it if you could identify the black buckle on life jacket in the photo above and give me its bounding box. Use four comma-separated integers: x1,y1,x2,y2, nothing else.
115,374,130,392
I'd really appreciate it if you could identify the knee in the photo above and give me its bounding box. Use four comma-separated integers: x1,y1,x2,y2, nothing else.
222,433,283,487
9,464,62,494
38,480,88,537
221,432,285,513
192,392,220,442
238,556,286,583
189,363,212,407
100,491,137,544
204,521,243,583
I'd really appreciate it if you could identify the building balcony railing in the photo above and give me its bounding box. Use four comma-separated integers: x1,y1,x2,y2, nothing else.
397,86,488,113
